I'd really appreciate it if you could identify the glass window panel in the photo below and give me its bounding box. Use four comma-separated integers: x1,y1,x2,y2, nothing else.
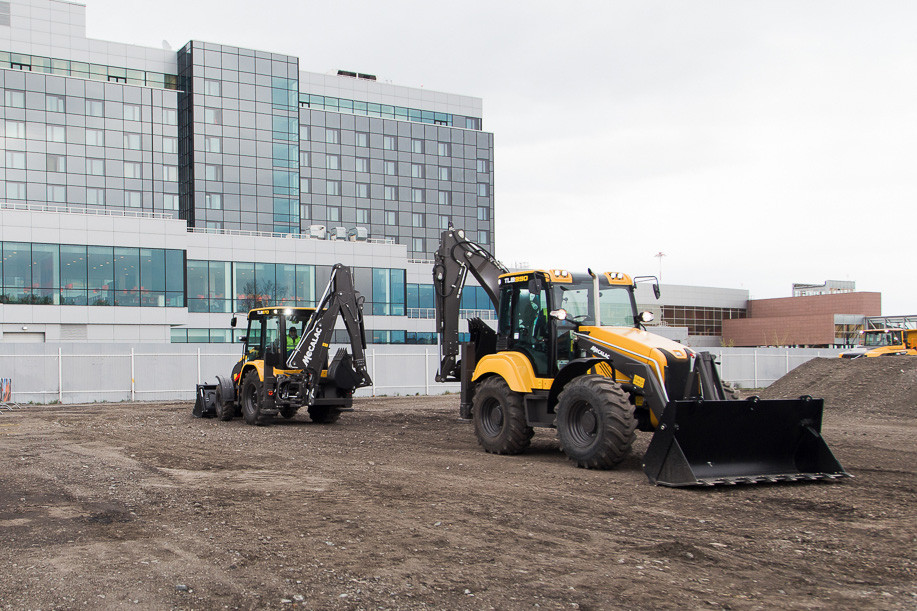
232,261,254,313
123,104,141,121
2,242,31,303
371,268,389,316
87,245,114,305
5,181,25,199
46,125,65,142
295,264,315,307
165,250,184,293
124,133,141,149
5,151,26,169
124,161,142,178
275,263,296,306
84,99,103,117
208,261,232,313
87,158,105,175
5,119,25,138
140,248,166,306
113,247,140,306
86,128,104,145
45,94,65,112
4,90,25,108
419,284,434,309
255,263,276,305
186,260,209,312
31,243,59,305
59,245,88,302
390,268,405,315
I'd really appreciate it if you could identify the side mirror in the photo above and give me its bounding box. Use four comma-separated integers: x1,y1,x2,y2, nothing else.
528,277,542,295
638,311,655,324
653,284,661,300
230,316,238,328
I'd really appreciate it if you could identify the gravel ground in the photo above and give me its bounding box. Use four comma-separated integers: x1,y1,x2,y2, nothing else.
0,367,914,609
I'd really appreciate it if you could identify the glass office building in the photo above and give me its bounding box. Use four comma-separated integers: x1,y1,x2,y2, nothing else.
0,0,496,344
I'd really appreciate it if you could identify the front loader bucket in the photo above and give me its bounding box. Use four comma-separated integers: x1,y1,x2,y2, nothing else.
642,396,850,487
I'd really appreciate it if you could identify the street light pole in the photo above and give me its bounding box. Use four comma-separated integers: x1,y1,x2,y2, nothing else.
655,251,666,282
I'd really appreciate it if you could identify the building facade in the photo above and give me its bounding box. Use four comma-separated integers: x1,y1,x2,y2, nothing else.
0,0,493,256
0,0,495,344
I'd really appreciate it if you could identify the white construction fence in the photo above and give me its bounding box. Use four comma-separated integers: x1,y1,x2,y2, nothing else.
0,344,842,405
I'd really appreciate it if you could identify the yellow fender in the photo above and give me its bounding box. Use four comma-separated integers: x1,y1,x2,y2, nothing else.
472,352,551,393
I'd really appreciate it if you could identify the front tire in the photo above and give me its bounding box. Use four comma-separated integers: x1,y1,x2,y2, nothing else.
215,387,235,421
556,375,636,469
308,405,341,424
241,371,272,426
471,377,533,455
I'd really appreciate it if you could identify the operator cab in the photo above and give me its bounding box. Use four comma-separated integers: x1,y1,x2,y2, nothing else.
495,270,640,377
241,307,316,369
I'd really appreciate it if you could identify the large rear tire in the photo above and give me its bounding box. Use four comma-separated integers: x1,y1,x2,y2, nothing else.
471,376,533,455
556,375,636,469
241,371,272,426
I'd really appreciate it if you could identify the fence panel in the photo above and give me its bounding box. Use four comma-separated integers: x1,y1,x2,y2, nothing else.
0,345,842,404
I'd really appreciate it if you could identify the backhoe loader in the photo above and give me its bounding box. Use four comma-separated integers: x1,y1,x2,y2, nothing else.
194,263,372,426
433,227,848,486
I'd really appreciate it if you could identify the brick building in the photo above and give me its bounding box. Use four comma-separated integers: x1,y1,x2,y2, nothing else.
722,292,881,347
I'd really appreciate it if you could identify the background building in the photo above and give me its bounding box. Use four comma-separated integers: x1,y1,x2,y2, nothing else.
0,0,493,344
722,291,881,348
0,0,493,257
792,280,855,297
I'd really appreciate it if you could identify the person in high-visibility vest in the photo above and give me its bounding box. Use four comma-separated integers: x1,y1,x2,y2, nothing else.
286,326,299,358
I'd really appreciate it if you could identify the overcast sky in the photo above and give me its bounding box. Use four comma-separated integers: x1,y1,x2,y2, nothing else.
85,0,916,314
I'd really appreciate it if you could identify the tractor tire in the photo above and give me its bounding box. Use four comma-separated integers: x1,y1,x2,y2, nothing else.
241,371,272,426
556,375,637,469
215,388,235,421
471,376,533,455
308,405,341,424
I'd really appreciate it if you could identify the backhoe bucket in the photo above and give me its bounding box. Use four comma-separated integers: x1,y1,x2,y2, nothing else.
193,384,217,418
642,396,850,486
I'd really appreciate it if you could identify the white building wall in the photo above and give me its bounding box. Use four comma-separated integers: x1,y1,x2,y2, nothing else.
1,0,177,74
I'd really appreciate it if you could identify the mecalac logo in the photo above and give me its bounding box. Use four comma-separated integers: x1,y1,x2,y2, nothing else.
304,324,322,365
590,345,611,360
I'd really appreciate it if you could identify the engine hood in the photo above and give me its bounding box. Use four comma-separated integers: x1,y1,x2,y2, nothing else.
578,325,692,363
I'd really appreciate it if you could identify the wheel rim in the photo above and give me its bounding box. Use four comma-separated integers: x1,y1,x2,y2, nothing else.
479,397,504,437
565,400,598,447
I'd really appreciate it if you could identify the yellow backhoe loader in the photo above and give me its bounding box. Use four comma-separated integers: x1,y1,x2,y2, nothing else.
194,264,371,425
433,227,848,486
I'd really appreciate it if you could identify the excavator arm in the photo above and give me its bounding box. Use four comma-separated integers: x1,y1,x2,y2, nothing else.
286,264,371,401
433,227,507,382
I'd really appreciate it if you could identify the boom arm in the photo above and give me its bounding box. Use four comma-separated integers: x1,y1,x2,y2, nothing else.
433,227,507,382
286,264,371,392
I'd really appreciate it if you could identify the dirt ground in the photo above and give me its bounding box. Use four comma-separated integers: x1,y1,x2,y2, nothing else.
1,360,915,610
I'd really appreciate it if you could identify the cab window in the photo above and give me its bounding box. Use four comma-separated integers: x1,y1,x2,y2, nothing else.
245,314,264,361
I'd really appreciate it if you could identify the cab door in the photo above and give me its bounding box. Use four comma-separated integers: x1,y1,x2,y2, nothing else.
497,279,552,377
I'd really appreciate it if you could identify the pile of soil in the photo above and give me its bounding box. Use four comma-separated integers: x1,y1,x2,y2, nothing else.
760,357,917,419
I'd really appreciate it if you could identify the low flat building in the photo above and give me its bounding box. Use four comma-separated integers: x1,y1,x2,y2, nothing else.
722,292,881,348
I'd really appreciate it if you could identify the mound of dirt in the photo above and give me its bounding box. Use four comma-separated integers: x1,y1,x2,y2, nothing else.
759,357,917,419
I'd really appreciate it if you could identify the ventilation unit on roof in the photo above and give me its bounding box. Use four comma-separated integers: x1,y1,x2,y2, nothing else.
357,73,377,81
337,70,357,78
